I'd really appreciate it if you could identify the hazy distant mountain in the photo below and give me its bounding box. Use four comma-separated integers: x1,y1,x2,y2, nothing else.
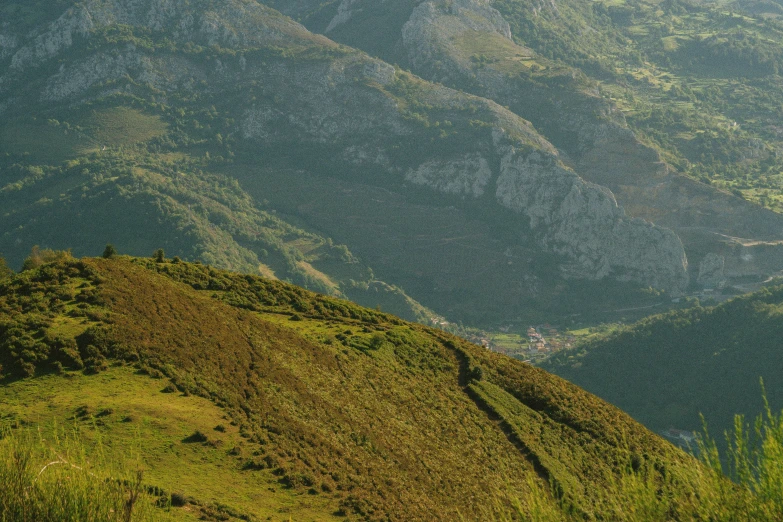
270,0,783,292
4,0,783,327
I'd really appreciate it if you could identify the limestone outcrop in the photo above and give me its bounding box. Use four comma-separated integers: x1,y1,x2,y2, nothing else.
697,253,726,289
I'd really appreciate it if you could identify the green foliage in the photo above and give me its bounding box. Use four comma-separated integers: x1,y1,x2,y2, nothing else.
692,389,783,521
153,248,165,263
21,247,74,272
0,259,106,380
0,256,12,281
102,244,117,259
85,108,169,147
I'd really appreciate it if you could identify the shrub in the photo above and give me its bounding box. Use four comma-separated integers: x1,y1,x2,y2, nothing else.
103,244,118,259
182,430,209,443
170,492,187,507
695,384,783,520
21,246,74,271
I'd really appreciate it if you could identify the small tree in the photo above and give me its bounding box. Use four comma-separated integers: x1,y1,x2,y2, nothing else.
0,255,12,281
102,244,117,259
21,245,43,271
22,246,72,271
153,248,165,263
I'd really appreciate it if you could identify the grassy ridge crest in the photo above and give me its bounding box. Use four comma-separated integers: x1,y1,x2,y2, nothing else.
0,255,772,520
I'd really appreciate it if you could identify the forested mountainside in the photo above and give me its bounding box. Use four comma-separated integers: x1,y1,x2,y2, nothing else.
545,284,783,440
0,254,758,520
0,0,742,331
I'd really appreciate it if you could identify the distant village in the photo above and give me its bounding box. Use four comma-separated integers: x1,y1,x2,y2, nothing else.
427,278,755,365
521,324,576,358
429,316,576,363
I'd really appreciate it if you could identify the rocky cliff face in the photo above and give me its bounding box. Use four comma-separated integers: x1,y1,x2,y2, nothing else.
1,0,691,305
491,137,687,290
351,0,783,284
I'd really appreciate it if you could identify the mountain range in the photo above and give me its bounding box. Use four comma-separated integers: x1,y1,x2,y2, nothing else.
5,0,783,328
5,0,783,519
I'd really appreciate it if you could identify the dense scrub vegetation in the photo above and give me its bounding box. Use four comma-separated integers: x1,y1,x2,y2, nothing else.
3,256,783,519
0,256,715,519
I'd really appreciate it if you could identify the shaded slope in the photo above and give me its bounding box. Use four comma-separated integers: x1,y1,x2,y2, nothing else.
545,286,783,439
0,126,431,322
1,256,708,520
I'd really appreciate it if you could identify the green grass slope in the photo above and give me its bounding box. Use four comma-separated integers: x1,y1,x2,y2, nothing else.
0,255,730,520
2,367,340,521
545,285,783,439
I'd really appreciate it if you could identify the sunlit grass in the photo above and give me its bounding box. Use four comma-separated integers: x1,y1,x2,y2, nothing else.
0,425,159,522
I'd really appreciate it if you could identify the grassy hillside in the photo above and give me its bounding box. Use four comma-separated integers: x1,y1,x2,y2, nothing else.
2,366,340,521
545,285,783,440
0,254,757,520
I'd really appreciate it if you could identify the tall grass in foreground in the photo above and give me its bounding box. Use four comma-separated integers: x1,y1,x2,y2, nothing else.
484,390,783,521
4,396,783,521
694,389,783,521
0,425,158,522
595,390,783,522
